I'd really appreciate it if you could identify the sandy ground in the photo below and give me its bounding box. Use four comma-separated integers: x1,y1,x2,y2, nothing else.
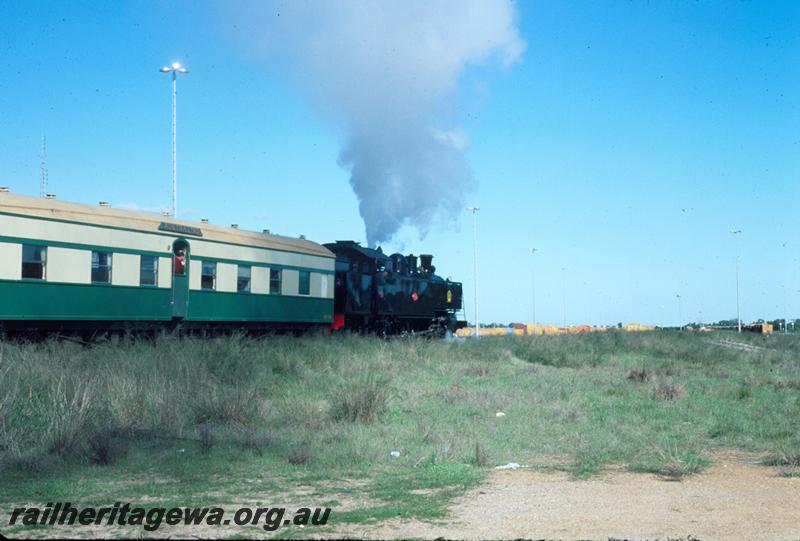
339,452,800,541
5,452,799,540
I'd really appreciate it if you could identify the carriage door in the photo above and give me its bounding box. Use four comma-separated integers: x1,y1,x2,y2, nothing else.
171,240,190,319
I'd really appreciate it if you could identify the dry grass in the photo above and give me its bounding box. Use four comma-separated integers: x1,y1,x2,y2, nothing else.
1,330,799,481
651,379,684,400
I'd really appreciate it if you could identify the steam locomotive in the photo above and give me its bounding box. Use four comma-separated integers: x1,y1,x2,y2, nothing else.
325,241,465,336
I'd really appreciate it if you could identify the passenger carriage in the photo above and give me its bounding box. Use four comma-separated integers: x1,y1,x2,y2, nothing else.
0,191,334,332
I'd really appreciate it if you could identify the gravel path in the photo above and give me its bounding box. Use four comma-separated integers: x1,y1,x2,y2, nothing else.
341,452,800,540
707,339,766,352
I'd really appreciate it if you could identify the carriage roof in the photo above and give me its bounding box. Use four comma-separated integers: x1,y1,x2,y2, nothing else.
0,192,333,258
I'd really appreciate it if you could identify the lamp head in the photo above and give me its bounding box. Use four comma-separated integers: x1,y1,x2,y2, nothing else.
160,62,189,74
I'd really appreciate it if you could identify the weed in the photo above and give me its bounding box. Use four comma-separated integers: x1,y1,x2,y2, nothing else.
469,441,490,467
46,377,96,457
464,364,494,377
288,448,313,465
192,384,262,425
197,423,216,454
236,428,277,456
651,379,684,400
87,427,126,465
330,371,393,423
2,330,800,488
761,450,800,467
626,367,650,383
732,384,752,400
659,454,705,480
771,380,800,390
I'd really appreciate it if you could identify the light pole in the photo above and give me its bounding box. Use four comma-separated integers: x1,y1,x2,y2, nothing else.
561,267,567,330
467,206,480,338
783,284,788,335
782,243,789,335
160,61,189,218
731,229,742,333
528,247,537,333
676,294,682,330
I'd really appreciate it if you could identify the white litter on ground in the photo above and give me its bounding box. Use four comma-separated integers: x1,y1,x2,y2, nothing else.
495,462,526,470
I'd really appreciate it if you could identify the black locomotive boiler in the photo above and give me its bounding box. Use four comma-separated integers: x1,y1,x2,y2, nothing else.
325,241,465,335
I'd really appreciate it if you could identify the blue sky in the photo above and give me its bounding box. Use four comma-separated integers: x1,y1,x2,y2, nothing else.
1,1,798,327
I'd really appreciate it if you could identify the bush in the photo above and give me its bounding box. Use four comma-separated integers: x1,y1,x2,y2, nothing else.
651,380,684,400
288,447,313,465
197,423,216,454
330,371,393,423
762,449,800,467
627,367,650,383
87,427,127,465
236,428,277,456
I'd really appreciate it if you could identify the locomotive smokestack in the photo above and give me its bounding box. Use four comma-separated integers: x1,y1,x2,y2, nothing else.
420,254,433,272
406,254,418,274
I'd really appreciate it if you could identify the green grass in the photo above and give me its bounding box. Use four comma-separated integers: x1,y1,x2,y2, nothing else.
1,330,799,537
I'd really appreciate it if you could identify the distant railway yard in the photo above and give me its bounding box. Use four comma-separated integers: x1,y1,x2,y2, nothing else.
2,330,799,539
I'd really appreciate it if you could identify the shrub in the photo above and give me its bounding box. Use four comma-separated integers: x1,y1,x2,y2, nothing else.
626,367,650,383
46,377,96,457
197,423,216,454
660,453,705,479
469,441,490,467
330,371,393,423
288,448,313,465
762,450,800,467
236,429,277,456
191,384,262,425
87,427,126,465
651,380,684,400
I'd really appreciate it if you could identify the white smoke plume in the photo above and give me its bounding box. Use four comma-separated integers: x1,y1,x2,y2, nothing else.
232,1,524,245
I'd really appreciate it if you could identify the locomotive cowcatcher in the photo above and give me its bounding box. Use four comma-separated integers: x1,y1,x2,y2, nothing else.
324,241,465,336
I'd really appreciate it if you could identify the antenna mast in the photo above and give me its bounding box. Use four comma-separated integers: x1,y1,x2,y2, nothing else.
39,134,48,197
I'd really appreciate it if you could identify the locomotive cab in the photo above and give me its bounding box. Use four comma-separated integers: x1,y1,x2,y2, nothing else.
324,240,465,335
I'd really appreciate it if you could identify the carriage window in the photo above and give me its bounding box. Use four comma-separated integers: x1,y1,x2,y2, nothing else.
201,261,216,290
298,270,310,295
269,268,282,294
22,244,46,280
140,255,158,286
92,251,112,283
237,265,251,293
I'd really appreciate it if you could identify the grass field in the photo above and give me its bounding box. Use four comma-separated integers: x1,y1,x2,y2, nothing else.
1,330,799,537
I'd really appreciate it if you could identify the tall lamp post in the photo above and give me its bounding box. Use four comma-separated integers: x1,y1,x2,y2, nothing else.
561,267,567,330
466,206,480,338
160,61,189,218
731,229,742,333
676,294,682,330
528,247,537,334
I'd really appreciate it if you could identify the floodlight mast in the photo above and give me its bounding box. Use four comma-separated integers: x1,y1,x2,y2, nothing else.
528,248,537,334
160,62,189,218
467,206,480,339
731,229,742,333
